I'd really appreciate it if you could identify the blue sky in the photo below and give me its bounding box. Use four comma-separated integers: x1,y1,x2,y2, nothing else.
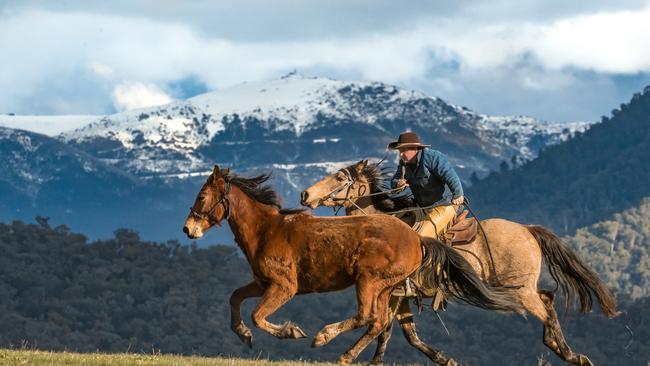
1,0,649,122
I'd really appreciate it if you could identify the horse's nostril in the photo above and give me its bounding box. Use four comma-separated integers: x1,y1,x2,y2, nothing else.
300,191,308,205
182,226,189,235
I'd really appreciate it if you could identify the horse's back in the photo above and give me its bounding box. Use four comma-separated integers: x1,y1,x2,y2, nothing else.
458,218,543,286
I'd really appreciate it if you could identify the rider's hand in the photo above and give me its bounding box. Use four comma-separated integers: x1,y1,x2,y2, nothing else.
395,179,408,191
452,196,465,205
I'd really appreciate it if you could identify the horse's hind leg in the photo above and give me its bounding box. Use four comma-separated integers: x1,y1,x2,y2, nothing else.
337,288,393,364
312,278,383,349
229,281,264,347
538,290,594,366
370,296,403,364
395,299,457,366
251,283,307,340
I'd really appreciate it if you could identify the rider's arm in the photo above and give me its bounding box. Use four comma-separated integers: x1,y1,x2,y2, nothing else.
425,151,464,199
390,161,405,188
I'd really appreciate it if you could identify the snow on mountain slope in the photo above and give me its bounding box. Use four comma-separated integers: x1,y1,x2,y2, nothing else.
59,74,594,179
0,114,100,136
468,115,591,161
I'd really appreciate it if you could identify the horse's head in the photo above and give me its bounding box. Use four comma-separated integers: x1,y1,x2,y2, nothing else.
300,160,370,209
183,165,231,239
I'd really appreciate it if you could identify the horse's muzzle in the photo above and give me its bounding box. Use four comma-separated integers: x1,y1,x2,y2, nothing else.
182,225,201,239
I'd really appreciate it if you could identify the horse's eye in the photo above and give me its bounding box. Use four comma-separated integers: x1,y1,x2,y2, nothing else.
336,175,345,182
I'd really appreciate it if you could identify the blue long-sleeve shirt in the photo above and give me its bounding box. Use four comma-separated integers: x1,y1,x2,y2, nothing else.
390,148,464,206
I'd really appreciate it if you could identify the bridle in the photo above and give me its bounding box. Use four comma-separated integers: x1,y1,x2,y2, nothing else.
323,167,408,216
324,168,356,200
323,167,370,215
189,181,232,225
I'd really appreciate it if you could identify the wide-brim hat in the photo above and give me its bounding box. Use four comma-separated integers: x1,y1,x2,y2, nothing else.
387,132,430,150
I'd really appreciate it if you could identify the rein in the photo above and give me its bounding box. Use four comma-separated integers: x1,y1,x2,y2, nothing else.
189,181,232,224
326,167,405,216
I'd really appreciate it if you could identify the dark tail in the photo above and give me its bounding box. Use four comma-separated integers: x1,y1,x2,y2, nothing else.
420,237,525,315
526,225,619,318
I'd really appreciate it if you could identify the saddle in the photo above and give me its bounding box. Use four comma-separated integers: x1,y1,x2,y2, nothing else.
443,209,478,246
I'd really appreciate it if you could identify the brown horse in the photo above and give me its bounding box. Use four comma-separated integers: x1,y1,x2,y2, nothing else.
300,160,619,366
183,165,524,364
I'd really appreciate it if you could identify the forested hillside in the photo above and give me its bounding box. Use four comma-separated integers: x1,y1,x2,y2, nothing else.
566,198,650,301
469,86,650,235
0,218,648,365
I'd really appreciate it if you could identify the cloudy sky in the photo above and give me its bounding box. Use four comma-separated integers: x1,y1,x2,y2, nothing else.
1,0,649,122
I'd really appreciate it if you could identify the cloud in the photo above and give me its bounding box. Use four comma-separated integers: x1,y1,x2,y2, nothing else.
111,82,173,111
0,3,649,120
89,63,114,79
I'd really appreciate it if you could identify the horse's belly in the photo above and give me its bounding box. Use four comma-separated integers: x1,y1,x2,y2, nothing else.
296,264,355,293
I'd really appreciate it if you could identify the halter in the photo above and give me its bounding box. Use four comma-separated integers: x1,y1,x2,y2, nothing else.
189,181,232,224
324,168,356,200
322,168,370,215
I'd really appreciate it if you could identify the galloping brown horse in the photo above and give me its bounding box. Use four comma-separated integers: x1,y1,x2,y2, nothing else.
183,165,524,364
300,160,619,366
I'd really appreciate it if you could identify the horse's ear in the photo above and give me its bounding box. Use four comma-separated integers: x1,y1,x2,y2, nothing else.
357,159,368,171
209,165,221,184
222,167,231,176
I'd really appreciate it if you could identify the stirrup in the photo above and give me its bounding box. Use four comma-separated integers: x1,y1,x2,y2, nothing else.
392,279,417,297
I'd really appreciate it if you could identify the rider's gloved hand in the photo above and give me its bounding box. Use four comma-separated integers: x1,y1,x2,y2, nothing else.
395,179,408,192
452,195,465,205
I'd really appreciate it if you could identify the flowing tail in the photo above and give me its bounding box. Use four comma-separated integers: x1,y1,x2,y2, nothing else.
526,225,619,318
420,237,525,315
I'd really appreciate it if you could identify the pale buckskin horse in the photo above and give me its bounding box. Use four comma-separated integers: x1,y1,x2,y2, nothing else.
183,165,524,364
300,160,619,366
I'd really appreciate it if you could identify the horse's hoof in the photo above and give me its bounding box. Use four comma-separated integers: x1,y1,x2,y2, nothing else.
281,322,307,339
312,332,330,348
578,355,593,366
232,322,253,347
445,359,458,366
336,354,354,364
288,325,307,339
236,332,253,348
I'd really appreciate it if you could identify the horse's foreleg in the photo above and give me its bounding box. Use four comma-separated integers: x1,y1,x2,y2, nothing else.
229,281,264,347
251,283,306,340
396,300,457,366
370,295,403,364
538,290,594,366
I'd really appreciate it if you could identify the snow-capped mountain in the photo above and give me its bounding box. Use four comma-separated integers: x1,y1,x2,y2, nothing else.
2,75,593,242
61,74,591,181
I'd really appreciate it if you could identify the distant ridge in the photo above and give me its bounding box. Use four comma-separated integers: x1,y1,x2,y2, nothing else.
469,86,650,234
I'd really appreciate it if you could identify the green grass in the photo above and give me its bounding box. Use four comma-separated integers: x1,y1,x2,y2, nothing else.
0,349,354,366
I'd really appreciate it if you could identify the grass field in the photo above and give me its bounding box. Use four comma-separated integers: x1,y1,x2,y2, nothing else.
0,349,422,366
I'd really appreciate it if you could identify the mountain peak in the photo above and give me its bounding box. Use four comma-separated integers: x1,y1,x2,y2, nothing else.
57,76,591,180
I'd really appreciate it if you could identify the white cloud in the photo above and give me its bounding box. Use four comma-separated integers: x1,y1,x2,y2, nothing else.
534,8,650,72
89,63,114,79
0,3,649,120
111,82,173,111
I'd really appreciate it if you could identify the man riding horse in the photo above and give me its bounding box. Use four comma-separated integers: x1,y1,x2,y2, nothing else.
389,131,465,239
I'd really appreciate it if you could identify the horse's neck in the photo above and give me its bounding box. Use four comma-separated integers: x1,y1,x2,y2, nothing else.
226,187,277,261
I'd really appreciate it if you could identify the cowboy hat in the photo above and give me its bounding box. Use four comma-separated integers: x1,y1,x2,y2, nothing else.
387,132,430,150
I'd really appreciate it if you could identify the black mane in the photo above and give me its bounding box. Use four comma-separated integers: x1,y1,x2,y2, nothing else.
360,162,413,212
223,171,307,213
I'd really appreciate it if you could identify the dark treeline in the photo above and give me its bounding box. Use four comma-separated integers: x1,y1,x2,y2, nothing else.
0,219,648,365
468,86,650,235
